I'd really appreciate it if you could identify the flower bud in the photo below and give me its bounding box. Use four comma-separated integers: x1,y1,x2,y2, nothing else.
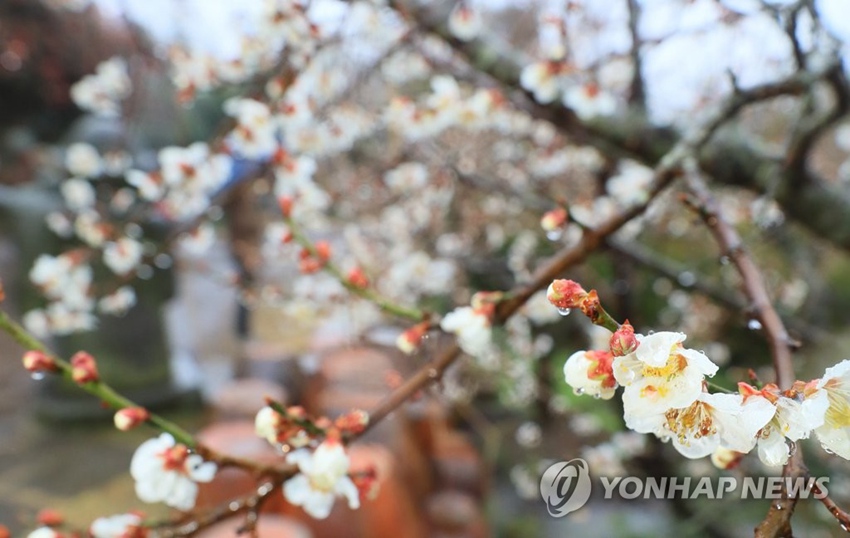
114,407,150,431
70,351,99,384
396,322,429,354
546,279,588,310
23,350,59,374
0,524,10,538
314,241,332,262
278,195,294,218
609,320,638,356
335,409,370,435
37,508,64,527
540,207,568,232
347,267,369,289
351,466,380,500
711,447,743,470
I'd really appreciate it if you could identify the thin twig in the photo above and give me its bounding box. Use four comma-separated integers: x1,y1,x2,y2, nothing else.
813,484,850,533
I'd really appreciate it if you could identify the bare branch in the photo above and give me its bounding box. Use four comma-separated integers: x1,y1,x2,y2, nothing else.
681,166,800,537
625,0,646,108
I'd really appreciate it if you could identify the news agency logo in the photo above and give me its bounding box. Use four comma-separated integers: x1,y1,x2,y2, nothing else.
539,458,592,517
540,458,830,518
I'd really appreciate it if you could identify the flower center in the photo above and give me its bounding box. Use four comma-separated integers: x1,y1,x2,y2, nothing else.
641,353,688,380
159,445,190,473
664,401,716,444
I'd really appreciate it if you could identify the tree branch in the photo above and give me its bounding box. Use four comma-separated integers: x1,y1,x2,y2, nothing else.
682,166,800,538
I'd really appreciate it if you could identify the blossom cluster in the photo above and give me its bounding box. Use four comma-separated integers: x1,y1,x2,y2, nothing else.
553,278,850,467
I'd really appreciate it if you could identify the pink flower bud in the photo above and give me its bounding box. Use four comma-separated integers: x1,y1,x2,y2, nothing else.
70,351,99,384
314,241,332,262
278,195,293,218
711,447,743,470
37,508,64,527
396,322,429,354
609,320,638,356
334,409,370,435
540,207,568,232
347,267,369,289
23,350,59,374
546,279,588,310
114,407,150,431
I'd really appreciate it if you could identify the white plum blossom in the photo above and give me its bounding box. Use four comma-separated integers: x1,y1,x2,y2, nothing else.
156,143,232,219
23,309,51,339
383,162,429,193
811,360,850,459
103,237,144,275
613,331,719,417
74,211,107,247
520,62,564,104
99,286,137,315
606,160,655,207
130,433,216,511
70,57,131,116
448,4,482,41
89,513,145,538
126,169,165,202
45,211,73,238
61,178,96,212
224,98,278,158
284,440,360,519
627,392,774,459
564,349,617,400
178,222,216,256
754,391,827,466
65,142,103,177
440,306,493,360
46,301,97,335
563,83,617,120
26,528,62,538
255,406,281,445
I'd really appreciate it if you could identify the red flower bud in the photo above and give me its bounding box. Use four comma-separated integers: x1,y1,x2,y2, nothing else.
23,350,59,374
609,320,638,356
314,241,332,262
396,322,429,354
37,508,64,527
334,409,370,435
347,267,369,289
70,351,99,384
351,466,380,500
540,207,568,232
278,196,294,218
546,279,588,310
114,407,150,431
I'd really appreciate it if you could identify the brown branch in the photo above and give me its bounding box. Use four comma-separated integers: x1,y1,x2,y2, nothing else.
157,480,281,537
813,484,850,533
681,167,801,537
625,0,646,108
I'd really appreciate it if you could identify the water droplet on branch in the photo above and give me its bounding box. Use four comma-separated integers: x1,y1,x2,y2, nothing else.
557,307,571,316
747,319,762,330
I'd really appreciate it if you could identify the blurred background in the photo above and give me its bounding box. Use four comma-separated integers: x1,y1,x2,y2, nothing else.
1,0,850,536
